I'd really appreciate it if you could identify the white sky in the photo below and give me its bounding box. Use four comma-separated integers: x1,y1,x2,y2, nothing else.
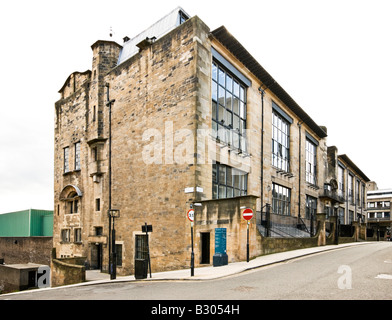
0,0,391,213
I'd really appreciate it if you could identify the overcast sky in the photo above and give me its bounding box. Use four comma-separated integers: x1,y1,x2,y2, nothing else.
0,0,391,213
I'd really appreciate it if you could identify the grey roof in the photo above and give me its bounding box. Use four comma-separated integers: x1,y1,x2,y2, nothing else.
117,7,190,66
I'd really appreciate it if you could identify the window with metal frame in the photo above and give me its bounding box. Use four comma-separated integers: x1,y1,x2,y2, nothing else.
305,138,317,185
212,61,247,152
306,195,317,220
272,111,290,172
272,183,291,216
212,162,248,199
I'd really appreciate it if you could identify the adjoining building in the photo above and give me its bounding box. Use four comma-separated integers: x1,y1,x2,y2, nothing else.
0,209,53,292
0,209,53,266
53,7,371,277
366,184,392,240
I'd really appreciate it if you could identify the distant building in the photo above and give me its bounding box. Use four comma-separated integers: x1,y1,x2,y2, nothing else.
366,185,392,240
0,209,53,237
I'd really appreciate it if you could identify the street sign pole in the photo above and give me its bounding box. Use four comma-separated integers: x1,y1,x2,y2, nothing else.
242,208,254,263
144,223,152,278
187,208,195,277
191,221,194,277
247,221,250,263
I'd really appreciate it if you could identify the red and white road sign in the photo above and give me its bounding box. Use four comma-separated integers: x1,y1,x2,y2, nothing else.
187,209,195,222
242,208,253,221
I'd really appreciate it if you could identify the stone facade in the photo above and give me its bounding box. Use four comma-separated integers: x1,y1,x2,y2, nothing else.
53,8,369,277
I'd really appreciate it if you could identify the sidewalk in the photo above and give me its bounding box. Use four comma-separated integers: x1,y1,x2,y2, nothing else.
85,241,372,285
0,241,373,297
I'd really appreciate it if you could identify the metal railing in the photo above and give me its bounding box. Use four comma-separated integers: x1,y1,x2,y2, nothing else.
257,208,316,238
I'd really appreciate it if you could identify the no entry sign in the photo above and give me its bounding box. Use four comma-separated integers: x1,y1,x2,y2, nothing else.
242,208,253,221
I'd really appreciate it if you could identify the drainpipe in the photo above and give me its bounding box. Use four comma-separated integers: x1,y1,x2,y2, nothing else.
259,82,275,219
297,121,303,221
258,87,266,214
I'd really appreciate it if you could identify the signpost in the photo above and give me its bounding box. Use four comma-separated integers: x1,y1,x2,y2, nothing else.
187,208,195,276
142,223,153,278
213,228,228,267
242,208,254,262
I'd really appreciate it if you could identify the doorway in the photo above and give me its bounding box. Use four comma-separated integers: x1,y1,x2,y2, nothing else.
91,243,102,270
200,232,210,264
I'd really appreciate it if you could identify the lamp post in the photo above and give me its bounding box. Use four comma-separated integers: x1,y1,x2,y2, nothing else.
108,209,120,279
106,83,117,279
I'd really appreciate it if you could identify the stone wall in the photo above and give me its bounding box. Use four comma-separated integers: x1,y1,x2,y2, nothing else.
0,237,52,265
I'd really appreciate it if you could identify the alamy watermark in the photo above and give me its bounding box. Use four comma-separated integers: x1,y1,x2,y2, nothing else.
337,265,352,290
37,266,51,289
141,121,252,171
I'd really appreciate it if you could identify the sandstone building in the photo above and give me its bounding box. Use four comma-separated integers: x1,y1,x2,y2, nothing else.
53,7,369,276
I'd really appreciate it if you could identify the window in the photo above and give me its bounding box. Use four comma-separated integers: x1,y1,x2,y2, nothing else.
305,139,317,185
115,244,123,267
212,61,247,152
272,111,290,172
356,180,360,205
272,183,291,216
338,166,345,197
348,174,354,204
95,198,101,211
179,11,189,25
361,183,365,208
212,163,248,199
306,195,317,220
61,229,70,243
67,192,79,214
64,147,70,173
95,227,103,236
74,228,82,243
348,210,354,224
75,142,81,171
338,207,345,224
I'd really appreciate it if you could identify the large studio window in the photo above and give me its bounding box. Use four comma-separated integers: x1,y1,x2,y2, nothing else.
212,61,247,152
272,108,290,172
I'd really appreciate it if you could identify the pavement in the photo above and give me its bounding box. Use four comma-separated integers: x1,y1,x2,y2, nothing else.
84,241,372,284
0,241,374,297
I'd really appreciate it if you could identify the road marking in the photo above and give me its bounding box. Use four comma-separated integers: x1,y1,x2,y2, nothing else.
375,274,392,280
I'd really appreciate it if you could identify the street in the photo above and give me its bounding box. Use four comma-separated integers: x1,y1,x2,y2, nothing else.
1,242,392,300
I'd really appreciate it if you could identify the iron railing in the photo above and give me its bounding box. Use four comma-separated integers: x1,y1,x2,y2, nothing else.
257,209,317,238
